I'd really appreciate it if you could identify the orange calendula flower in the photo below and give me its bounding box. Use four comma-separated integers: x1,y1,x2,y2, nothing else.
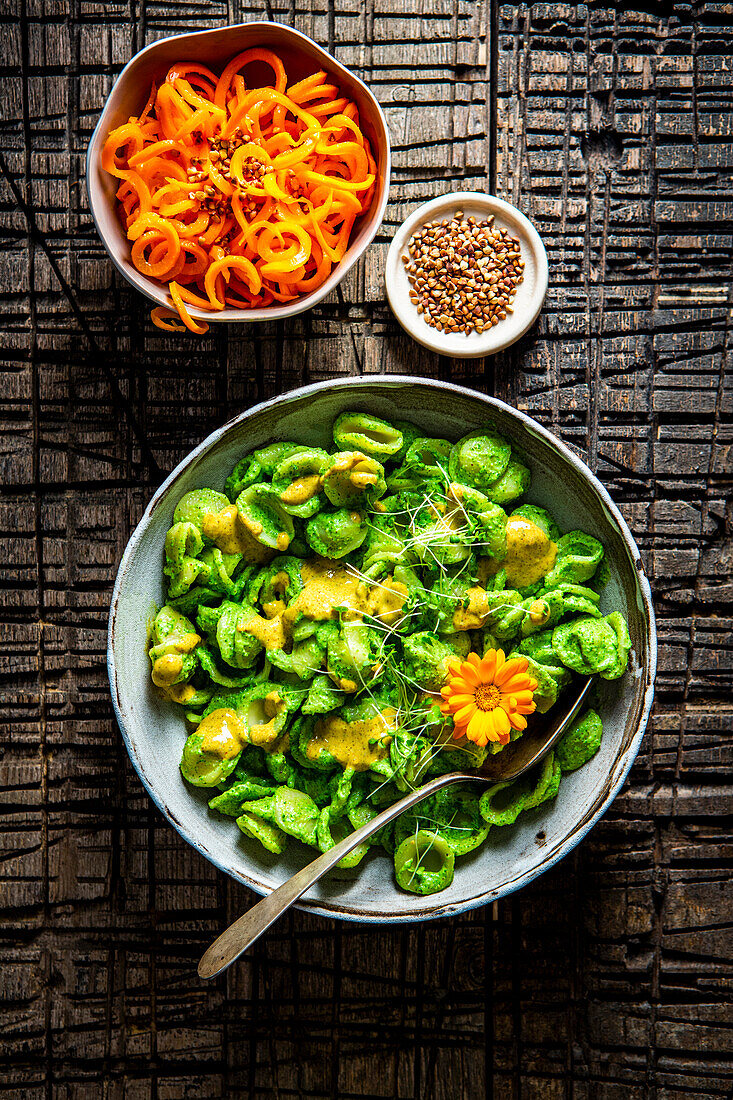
439,649,538,748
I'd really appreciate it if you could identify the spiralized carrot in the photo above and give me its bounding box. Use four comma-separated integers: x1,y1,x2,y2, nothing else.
101,49,378,334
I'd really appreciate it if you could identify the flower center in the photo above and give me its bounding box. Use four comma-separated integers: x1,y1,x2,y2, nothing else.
474,683,502,712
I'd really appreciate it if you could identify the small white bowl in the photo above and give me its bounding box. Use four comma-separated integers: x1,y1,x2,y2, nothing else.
86,22,391,325
385,192,548,358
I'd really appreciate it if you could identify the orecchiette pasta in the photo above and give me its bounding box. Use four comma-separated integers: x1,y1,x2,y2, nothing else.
146,411,633,894
332,412,404,459
306,507,367,557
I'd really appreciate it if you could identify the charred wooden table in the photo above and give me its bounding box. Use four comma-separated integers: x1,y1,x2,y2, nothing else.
2,2,732,1096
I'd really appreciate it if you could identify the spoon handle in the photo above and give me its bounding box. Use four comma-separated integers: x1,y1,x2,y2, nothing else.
198,769,474,980
199,675,594,980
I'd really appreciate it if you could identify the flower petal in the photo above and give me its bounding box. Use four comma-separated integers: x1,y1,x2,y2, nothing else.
495,656,527,686
515,699,537,714
445,693,475,708
456,665,481,688
466,710,490,747
493,706,510,739
504,673,533,693
483,710,500,742
479,650,497,682
453,702,476,725
447,675,474,694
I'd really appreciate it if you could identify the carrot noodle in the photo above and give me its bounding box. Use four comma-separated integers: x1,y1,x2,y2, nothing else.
168,281,210,334
101,48,377,333
150,306,187,332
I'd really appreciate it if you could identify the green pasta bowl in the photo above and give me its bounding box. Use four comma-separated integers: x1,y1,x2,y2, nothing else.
108,377,656,922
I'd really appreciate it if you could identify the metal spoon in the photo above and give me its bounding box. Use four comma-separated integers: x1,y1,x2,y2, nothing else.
198,676,593,980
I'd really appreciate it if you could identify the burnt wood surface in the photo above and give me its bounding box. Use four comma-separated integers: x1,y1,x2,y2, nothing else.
1,1,732,1097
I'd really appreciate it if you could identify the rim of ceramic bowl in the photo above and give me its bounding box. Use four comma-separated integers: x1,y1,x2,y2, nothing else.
385,192,549,358
108,376,657,923
86,22,391,324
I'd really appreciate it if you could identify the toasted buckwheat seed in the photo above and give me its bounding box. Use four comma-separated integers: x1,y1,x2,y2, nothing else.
401,214,523,336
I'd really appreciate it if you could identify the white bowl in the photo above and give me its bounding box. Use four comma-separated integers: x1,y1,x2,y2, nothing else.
86,22,391,324
385,192,548,357
108,377,656,924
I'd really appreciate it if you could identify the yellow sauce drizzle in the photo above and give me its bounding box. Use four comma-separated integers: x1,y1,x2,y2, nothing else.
528,599,551,625
502,516,557,588
453,521,557,628
306,708,396,770
262,598,287,620
248,719,284,746
452,586,492,630
197,708,245,760
247,691,286,747
151,632,200,687
263,691,283,717
261,572,289,620
330,676,358,693
279,474,321,505
367,577,409,626
351,470,378,490
477,556,501,586
323,451,378,498
151,653,183,686
242,559,406,660
284,558,366,625
166,682,196,704
201,504,273,563
242,613,287,651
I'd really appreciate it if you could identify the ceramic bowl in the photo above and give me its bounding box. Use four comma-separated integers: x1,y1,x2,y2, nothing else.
86,22,391,324
108,377,656,922
385,192,548,357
